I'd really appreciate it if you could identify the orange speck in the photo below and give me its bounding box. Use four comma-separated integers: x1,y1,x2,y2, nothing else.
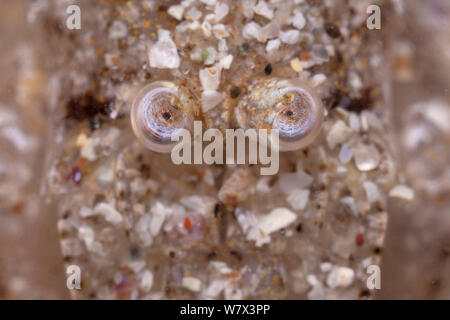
229,271,239,278
96,48,105,57
78,158,88,171
111,56,124,68
143,19,151,29
300,52,311,61
184,217,192,230
11,202,24,215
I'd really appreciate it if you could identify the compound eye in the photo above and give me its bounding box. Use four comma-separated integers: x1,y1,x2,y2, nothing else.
131,81,191,153
272,82,324,151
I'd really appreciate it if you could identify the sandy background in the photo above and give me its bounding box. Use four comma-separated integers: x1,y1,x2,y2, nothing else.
0,0,449,299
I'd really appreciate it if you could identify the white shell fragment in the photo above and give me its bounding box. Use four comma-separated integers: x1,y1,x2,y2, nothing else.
182,277,203,292
353,144,381,171
109,20,128,39
210,261,233,275
78,226,99,252
412,99,450,133
339,144,353,164
280,29,301,44
259,21,280,42
363,181,380,204
202,279,230,299
94,203,123,225
149,202,168,236
278,169,313,194
199,65,222,91
243,20,280,43
340,197,358,216
214,3,229,22
247,208,297,247
213,24,230,39
242,22,261,40
389,185,415,201
202,20,213,37
136,214,153,247
311,73,326,87
349,113,361,131
204,47,217,65
242,0,256,18
218,39,228,51
290,10,306,30
320,262,333,273
139,270,154,291
327,120,353,150
80,202,123,226
168,5,184,21
200,0,217,6
287,189,310,211
326,266,355,288
149,29,180,69
254,0,274,20
201,90,223,112
186,6,202,21
290,58,303,73
219,54,233,69
80,137,99,161
180,195,216,215
256,176,272,193
266,38,280,52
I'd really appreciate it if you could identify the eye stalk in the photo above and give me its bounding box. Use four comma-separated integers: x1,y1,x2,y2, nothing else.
235,78,324,151
131,81,192,153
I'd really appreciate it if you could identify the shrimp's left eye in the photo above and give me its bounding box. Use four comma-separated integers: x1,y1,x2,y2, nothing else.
131,81,192,153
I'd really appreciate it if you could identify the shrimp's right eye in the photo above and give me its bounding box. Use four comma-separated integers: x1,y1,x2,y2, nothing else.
235,78,324,151
271,83,324,151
